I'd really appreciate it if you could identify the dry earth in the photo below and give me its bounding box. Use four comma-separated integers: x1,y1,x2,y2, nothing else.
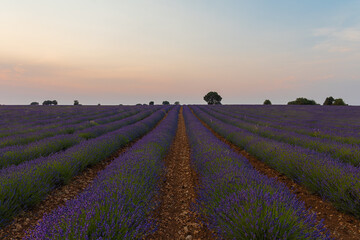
147,107,214,240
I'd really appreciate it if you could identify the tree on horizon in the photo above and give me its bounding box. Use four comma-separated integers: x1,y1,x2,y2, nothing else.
204,91,222,105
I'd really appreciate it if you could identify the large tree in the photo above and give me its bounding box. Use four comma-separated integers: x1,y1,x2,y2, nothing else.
204,91,222,105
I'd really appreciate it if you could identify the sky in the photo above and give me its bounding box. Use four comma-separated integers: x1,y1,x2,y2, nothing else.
1,0,360,105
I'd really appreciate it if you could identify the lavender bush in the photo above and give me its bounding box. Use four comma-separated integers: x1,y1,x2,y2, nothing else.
183,106,330,239
0,107,170,227
191,106,360,218
26,107,179,239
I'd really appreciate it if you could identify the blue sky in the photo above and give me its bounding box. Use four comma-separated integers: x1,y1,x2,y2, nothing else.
0,0,359,105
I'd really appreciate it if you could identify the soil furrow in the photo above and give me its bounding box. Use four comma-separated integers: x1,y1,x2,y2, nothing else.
190,107,360,240
147,107,213,240
0,111,169,240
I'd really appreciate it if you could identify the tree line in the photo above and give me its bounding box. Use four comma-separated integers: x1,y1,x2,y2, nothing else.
28,93,348,106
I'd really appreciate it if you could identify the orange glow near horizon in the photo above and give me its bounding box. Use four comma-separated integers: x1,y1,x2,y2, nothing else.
1,1,360,105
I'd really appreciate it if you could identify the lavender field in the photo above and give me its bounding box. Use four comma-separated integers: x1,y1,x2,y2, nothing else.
0,105,359,239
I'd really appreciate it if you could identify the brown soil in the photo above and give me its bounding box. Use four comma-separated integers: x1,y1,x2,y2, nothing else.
147,107,214,240
0,112,169,240
190,108,360,240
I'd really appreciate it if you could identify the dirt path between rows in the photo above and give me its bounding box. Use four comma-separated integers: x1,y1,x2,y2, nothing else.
147,107,213,240
0,112,169,240
190,108,360,240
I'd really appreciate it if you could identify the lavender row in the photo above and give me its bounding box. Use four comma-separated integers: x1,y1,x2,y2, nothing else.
0,106,117,135
210,105,360,144
0,107,159,169
26,107,179,239
0,107,118,142
0,106,148,148
0,107,170,227
199,106,360,166
183,107,329,239
191,106,360,218
217,105,360,131
0,105,144,139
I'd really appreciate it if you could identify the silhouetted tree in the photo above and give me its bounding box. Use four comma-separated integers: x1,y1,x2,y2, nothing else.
263,99,272,105
42,100,53,105
333,98,347,105
30,102,39,106
52,100,58,105
174,101,180,105
74,100,79,105
149,101,154,105
204,91,222,105
288,97,317,105
162,101,170,105
323,96,334,105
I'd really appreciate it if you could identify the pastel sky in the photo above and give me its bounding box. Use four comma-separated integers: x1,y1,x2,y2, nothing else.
1,0,360,105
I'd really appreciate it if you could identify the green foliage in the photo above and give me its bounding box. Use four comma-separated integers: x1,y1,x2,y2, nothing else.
263,99,272,105
323,96,334,105
74,100,79,105
287,97,317,105
162,101,170,105
42,100,58,106
149,101,154,105
174,101,180,105
204,91,222,105
333,98,347,105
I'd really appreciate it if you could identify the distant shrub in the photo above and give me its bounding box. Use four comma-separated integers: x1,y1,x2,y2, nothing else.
149,101,154,105
287,97,317,105
42,100,58,106
333,98,347,105
323,96,347,106
30,102,39,106
263,99,272,105
323,96,334,105
74,100,79,105
162,101,170,105
174,101,180,105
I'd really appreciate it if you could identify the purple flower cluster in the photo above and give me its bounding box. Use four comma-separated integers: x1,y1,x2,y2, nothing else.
0,107,170,227
26,107,179,239
0,107,160,169
207,105,360,144
0,106,148,148
183,106,330,239
198,106,360,166
191,106,360,218
0,106,119,137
